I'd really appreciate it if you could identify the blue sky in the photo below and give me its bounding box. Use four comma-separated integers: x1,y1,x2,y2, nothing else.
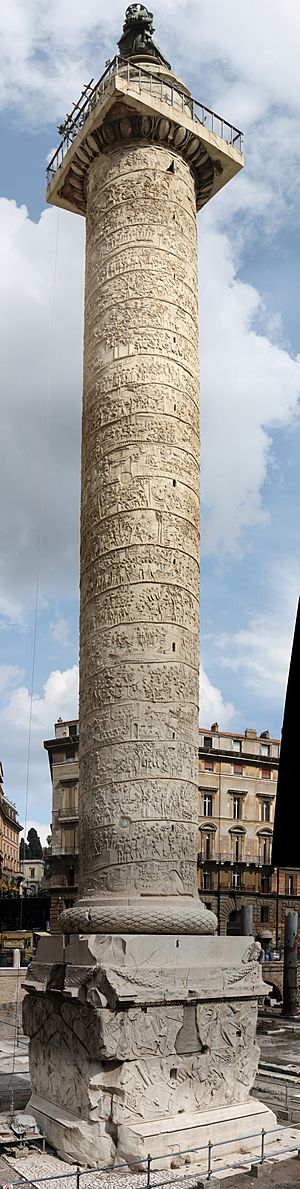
0,0,300,844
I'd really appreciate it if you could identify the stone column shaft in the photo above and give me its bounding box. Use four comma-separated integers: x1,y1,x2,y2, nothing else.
79,143,201,920
48,48,243,936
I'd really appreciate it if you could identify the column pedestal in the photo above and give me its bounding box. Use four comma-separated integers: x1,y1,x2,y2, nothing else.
23,933,276,1167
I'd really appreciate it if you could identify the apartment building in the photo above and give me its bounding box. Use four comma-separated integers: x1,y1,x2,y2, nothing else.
44,718,79,927
0,762,22,891
198,723,299,944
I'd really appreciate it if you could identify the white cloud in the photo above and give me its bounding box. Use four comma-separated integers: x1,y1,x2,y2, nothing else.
200,667,235,729
3,665,79,732
199,218,300,554
0,665,79,826
212,565,300,703
0,0,300,787
50,614,72,648
1,0,300,128
0,199,83,621
0,193,299,634
0,665,24,696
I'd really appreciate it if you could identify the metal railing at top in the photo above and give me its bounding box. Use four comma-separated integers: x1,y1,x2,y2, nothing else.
46,56,243,182
0,1126,299,1187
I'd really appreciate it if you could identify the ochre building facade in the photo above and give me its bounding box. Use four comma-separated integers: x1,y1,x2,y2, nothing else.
44,720,79,927
45,718,299,944
0,762,22,892
198,723,300,944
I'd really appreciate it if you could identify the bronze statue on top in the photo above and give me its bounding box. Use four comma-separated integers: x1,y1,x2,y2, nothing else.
118,4,171,68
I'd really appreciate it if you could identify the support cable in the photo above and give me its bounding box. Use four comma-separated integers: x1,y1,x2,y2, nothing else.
5,208,60,1109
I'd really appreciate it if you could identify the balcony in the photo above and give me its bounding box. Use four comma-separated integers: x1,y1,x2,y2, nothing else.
198,851,273,870
52,845,78,856
57,808,78,823
46,57,243,185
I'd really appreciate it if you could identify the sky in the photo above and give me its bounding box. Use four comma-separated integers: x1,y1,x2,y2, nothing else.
0,0,300,845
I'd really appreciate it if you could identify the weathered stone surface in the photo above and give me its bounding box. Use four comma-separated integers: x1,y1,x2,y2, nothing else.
23,933,271,1162
59,900,217,934
23,988,259,1124
56,135,213,933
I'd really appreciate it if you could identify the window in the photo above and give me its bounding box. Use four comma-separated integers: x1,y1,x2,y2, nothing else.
234,834,243,861
233,796,241,820
63,827,76,853
204,759,214,772
203,794,213,818
232,739,241,754
66,746,76,763
232,871,241,890
203,870,211,891
234,762,243,776
62,785,78,816
262,800,270,823
260,836,271,864
261,874,270,893
260,743,270,757
52,750,64,764
261,906,269,923
262,767,271,779
30,868,35,878
203,833,213,861
286,874,295,895
69,724,77,738
203,735,212,750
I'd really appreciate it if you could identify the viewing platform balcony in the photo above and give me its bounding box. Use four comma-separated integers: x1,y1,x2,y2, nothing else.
47,55,243,182
46,55,243,217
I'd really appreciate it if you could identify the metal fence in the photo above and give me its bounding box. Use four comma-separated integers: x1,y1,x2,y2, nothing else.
255,1075,300,1125
46,55,243,182
1,1126,299,1188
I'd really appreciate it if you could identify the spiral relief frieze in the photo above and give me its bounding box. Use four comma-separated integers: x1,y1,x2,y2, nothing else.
50,122,219,936
70,139,203,918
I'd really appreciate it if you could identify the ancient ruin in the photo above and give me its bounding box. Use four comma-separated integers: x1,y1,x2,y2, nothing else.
23,5,276,1166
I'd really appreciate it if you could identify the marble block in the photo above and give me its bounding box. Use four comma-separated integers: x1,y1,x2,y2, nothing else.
22,933,275,1167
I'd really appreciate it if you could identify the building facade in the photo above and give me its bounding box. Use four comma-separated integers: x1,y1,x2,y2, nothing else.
19,858,45,896
44,719,79,927
198,724,300,944
44,716,300,942
0,762,22,893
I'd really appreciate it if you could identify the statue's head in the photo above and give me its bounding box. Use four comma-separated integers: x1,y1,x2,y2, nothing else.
122,5,154,35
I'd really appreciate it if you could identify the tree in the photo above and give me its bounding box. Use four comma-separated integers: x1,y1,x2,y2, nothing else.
26,828,43,859
19,837,28,861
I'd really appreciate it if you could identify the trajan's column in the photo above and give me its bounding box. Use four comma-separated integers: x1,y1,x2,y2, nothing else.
23,6,275,1167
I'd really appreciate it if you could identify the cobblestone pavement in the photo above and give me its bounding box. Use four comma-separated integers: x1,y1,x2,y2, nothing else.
0,1125,297,1189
